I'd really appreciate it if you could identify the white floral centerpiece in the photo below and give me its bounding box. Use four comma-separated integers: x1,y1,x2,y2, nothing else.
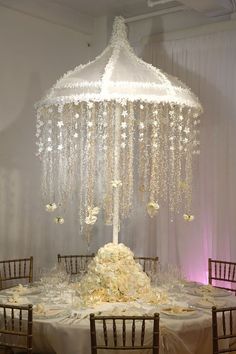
77,243,167,305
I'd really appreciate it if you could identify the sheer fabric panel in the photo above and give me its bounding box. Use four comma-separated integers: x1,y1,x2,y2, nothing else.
129,28,236,282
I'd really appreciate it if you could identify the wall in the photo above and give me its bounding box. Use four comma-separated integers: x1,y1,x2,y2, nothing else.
0,5,94,275
126,8,230,53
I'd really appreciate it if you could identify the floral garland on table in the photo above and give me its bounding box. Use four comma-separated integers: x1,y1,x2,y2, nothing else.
74,243,168,306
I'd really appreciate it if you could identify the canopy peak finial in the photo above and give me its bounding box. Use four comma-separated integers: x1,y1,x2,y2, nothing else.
110,16,128,47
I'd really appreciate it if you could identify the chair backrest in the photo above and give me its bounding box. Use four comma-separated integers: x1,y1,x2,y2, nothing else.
57,254,95,275
208,258,236,294
0,303,33,353
90,313,159,354
212,306,236,354
0,257,33,290
134,256,159,274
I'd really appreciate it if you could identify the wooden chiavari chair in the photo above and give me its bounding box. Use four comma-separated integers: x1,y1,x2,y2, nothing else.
90,313,159,354
212,306,236,354
57,254,95,275
134,256,159,275
208,258,236,295
0,257,33,290
0,304,33,354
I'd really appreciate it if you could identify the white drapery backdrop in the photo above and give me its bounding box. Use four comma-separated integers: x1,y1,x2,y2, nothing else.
126,25,236,283
1,18,236,283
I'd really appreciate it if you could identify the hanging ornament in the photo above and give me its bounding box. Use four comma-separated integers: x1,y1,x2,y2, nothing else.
45,203,57,212
183,214,195,222
111,180,122,188
85,206,100,225
54,217,64,224
147,202,160,218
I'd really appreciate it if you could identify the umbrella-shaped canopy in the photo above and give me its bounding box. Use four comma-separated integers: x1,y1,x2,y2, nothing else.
38,17,201,109
36,17,202,244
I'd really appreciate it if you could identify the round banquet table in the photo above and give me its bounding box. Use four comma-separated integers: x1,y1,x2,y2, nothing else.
1,283,236,354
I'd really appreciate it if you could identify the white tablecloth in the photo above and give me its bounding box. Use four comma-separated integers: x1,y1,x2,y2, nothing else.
1,285,236,354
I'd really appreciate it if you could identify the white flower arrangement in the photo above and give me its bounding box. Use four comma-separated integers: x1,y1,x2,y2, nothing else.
46,203,57,212
111,180,122,188
183,214,194,222
147,201,160,217
54,217,64,224
85,206,100,225
76,243,166,305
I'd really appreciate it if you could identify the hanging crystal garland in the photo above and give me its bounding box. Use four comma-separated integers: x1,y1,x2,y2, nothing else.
36,101,200,236
35,17,202,244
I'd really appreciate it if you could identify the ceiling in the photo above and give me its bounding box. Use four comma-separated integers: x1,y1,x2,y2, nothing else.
49,0,236,17
0,0,235,35
52,0,181,17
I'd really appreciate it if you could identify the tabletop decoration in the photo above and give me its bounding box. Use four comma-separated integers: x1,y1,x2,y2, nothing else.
7,294,29,305
192,297,225,308
34,303,47,316
74,243,168,305
198,284,218,293
39,264,69,296
35,15,202,306
161,305,195,315
13,284,28,294
35,16,202,245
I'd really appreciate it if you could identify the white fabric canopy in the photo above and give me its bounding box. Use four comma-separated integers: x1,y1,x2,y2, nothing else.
38,17,201,109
